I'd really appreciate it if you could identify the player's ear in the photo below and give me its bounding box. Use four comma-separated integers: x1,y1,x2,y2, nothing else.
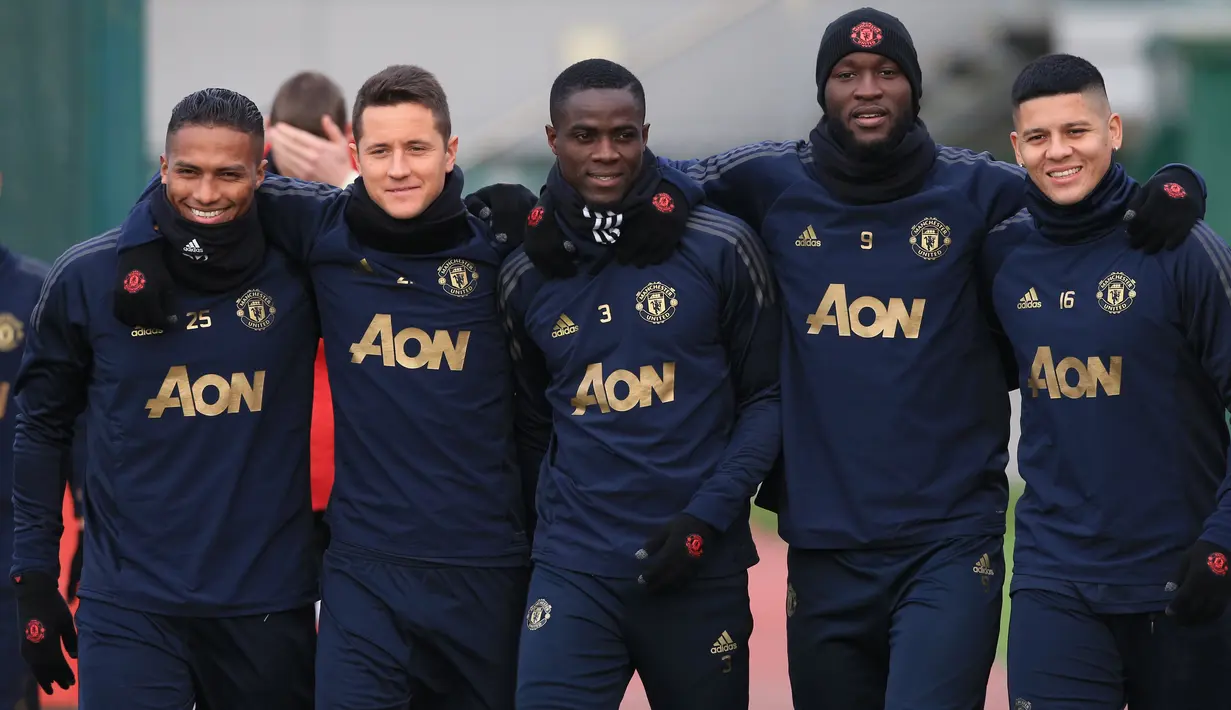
445,135,459,172
159,155,169,184
546,125,558,156
1009,132,1024,169
1108,113,1123,152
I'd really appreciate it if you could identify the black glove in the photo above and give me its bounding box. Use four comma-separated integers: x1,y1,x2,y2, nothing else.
66,528,84,604
1125,166,1205,254
1166,539,1231,625
635,514,717,594
610,181,691,269
13,571,77,693
464,183,538,249
114,239,177,329
522,196,579,279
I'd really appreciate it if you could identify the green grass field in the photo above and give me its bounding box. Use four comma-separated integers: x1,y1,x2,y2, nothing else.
748,479,1025,661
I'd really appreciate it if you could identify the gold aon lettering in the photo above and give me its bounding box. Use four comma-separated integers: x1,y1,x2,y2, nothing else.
805,284,925,339
1028,346,1122,399
571,362,675,415
349,314,470,371
145,366,265,418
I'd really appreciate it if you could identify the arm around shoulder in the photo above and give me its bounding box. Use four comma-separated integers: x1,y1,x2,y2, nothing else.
254,173,346,263
937,146,1028,233
664,141,805,231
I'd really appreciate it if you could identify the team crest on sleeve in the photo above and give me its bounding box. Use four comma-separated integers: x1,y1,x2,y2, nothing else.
525,598,552,630
0,313,25,352
438,258,479,298
235,289,277,331
1096,272,1136,314
910,217,952,260
635,281,678,324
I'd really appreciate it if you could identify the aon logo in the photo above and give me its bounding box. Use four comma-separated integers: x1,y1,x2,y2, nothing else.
145,366,265,418
350,314,469,371
1028,346,1121,399
571,362,675,415
805,284,926,339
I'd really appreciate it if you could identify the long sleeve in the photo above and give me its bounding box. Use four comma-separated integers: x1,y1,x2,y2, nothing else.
1180,222,1231,549
683,220,782,532
980,209,1034,392
660,141,805,232
10,259,90,578
497,251,553,539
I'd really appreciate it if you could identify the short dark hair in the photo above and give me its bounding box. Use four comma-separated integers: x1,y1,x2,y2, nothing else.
1011,54,1108,109
165,87,264,159
352,64,451,143
549,58,646,125
270,71,348,137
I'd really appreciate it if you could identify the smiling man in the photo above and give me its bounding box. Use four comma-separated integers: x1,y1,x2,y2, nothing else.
984,53,1231,710
11,88,320,709
502,57,781,710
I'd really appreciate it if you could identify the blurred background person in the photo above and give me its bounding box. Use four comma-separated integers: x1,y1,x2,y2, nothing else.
265,71,358,188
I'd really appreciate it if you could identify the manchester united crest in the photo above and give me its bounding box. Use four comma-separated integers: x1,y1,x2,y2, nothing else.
1096,272,1136,315
910,217,952,260
635,281,678,324
525,598,552,631
850,21,883,48
24,619,45,644
786,583,798,618
235,289,277,331
0,313,25,353
438,258,479,298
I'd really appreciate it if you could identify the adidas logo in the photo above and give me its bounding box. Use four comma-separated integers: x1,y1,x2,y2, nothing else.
973,553,996,576
710,630,738,654
130,326,164,337
552,314,579,338
1017,287,1042,310
182,239,207,262
795,225,822,247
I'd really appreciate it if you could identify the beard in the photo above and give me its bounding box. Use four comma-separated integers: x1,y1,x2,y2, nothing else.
826,112,914,161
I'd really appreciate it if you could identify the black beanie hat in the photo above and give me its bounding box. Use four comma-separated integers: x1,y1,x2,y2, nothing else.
815,7,922,115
